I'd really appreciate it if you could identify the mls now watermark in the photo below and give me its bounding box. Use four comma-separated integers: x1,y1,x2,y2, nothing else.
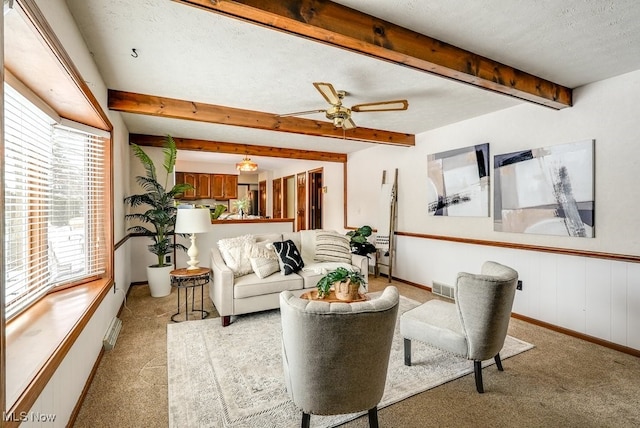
3,411,57,423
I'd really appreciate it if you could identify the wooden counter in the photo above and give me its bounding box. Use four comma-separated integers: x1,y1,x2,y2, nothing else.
211,218,294,225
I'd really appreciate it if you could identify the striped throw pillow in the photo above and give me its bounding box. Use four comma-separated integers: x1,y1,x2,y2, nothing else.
314,231,352,264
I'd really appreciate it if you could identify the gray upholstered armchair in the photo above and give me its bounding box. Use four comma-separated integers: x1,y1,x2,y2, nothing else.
279,286,399,428
400,261,518,393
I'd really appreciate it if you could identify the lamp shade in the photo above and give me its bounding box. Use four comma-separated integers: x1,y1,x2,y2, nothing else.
175,208,211,234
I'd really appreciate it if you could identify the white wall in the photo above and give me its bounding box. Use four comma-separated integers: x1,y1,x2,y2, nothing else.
347,69,640,350
175,159,238,174
348,70,640,255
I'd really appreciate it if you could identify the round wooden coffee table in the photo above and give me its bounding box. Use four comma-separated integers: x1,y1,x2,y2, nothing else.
170,267,211,322
300,289,369,303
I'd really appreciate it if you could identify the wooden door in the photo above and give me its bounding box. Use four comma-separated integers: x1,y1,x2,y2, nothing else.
296,172,307,231
272,178,283,219
258,180,267,217
309,168,323,230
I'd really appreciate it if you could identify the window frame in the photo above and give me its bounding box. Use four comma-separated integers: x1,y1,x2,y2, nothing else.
4,81,109,320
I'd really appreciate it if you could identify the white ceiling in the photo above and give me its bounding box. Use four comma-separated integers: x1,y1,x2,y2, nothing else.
64,0,640,170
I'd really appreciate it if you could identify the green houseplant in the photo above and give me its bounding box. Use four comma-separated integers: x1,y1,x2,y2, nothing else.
316,267,367,301
124,135,193,297
233,196,251,217
346,225,377,256
210,203,227,220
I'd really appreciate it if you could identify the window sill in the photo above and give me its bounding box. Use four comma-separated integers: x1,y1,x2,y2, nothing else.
5,278,112,416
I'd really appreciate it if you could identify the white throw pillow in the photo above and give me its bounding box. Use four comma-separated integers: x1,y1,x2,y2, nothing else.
250,257,280,279
250,241,278,260
217,234,256,277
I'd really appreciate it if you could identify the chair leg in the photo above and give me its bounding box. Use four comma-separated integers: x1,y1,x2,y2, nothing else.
495,353,504,371
474,360,484,393
301,412,310,428
403,338,412,366
368,407,379,428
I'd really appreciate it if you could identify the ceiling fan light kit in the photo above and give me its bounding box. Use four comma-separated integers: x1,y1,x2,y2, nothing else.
282,82,409,130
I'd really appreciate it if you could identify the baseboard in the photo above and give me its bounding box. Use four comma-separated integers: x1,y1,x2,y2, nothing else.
511,312,640,358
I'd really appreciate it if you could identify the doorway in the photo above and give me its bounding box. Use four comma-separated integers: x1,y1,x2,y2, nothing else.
283,175,296,221
272,178,283,219
308,168,323,230
296,172,307,231
258,180,267,217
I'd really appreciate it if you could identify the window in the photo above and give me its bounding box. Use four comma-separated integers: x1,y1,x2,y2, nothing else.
3,83,107,319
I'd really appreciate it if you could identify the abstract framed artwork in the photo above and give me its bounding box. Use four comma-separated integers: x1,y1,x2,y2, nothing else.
493,139,594,237
427,143,490,217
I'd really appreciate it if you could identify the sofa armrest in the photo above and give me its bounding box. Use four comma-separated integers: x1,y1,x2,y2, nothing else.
210,247,235,316
351,253,370,290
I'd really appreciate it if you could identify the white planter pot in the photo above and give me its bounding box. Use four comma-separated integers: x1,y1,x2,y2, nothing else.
146,264,173,297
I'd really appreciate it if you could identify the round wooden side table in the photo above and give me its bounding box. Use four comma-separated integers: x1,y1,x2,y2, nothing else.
169,267,211,322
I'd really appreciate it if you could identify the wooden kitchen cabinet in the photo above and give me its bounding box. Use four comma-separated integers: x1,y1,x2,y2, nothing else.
176,172,197,200
211,174,224,199
223,175,238,199
197,173,211,199
211,174,238,199
177,172,238,200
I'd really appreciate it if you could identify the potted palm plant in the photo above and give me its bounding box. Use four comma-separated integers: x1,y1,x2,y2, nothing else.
124,135,193,297
316,267,366,301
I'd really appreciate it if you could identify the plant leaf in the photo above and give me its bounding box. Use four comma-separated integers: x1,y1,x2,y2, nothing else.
162,134,178,175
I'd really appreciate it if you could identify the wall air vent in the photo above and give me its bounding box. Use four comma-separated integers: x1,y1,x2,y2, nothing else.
103,317,122,351
432,281,455,300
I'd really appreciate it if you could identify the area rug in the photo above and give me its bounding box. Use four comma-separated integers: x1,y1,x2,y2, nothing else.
167,295,533,428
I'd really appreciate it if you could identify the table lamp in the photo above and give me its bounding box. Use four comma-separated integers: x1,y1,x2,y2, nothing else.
175,208,211,270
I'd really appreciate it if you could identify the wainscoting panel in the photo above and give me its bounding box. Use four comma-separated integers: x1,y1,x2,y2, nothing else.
536,252,559,326
394,236,639,351
557,256,587,334
628,263,640,349
611,260,629,346
585,258,613,341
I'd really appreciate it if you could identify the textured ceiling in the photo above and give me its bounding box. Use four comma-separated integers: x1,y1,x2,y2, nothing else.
64,0,640,169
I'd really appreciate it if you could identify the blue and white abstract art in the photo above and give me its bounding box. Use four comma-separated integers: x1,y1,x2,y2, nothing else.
493,139,595,237
427,143,490,217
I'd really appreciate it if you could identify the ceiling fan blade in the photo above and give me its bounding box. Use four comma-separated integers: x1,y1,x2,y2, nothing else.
277,109,326,117
313,82,341,105
342,117,357,130
351,99,409,112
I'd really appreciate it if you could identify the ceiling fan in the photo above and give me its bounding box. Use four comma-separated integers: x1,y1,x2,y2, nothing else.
278,82,409,130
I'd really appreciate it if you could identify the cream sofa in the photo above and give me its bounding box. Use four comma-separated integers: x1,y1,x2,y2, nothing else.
210,230,369,326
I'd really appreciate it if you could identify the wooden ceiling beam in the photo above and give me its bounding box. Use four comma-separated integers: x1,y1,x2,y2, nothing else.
130,133,348,163
109,90,415,147
175,0,572,109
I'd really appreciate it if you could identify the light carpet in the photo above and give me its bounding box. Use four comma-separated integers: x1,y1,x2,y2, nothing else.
167,295,533,428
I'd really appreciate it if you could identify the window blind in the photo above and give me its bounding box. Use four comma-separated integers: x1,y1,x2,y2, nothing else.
3,83,107,319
